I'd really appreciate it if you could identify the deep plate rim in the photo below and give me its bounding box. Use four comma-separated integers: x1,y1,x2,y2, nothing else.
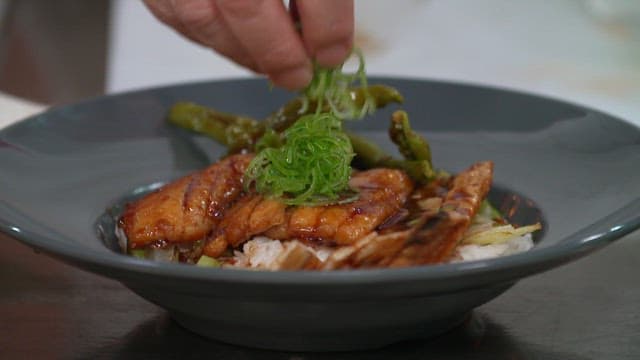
1,77,639,293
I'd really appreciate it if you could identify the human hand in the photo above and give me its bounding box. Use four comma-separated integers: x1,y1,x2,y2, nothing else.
143,0,354,90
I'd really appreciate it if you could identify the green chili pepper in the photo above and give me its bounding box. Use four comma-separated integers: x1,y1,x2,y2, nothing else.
167,102,261,153
264,84,404,133
389,110,432,163
167,102,438,184
168,84,403,154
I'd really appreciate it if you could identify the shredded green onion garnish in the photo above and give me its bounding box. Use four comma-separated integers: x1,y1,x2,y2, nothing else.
244,113,355,205
300,48,375,120
245,49,376,205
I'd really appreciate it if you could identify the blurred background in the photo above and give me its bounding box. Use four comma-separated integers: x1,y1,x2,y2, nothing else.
0,0,638,125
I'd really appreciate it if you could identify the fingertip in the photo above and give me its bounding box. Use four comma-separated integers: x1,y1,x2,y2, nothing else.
268,64,313,91
314,42,351,68
295,0,354,67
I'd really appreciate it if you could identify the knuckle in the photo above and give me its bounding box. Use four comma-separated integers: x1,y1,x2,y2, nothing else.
309,21,353,47
257,43,307,74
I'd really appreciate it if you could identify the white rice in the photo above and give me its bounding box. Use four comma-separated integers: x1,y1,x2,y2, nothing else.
117,226,534,268
241,237,285,268
452,234,534,262
233,233,534,269
229,236,333,270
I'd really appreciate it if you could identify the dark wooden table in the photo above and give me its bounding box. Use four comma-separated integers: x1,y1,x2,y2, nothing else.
1,230,639,360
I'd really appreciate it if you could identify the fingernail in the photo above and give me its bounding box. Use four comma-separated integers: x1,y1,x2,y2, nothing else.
270,65,313,91
315,43,350,67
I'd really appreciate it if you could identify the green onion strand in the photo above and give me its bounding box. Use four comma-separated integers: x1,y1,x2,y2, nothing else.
244,113,355,206
300,48,375,120
245,49,374,206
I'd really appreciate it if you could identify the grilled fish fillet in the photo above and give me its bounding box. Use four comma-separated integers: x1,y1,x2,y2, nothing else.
120,155,493,269
389,161,493,266
119,154,253,248
203,168,414,257
320,161,493,269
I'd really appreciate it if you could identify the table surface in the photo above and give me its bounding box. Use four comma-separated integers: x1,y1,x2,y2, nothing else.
1,230,639,359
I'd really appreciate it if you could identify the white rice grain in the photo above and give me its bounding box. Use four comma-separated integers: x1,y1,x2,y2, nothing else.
242,236,285,269
453,234,534,262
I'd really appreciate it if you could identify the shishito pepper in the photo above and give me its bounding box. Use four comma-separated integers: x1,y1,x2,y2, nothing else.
167,84,403,154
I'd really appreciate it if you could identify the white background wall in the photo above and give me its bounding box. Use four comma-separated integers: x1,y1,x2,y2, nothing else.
108,0,640,126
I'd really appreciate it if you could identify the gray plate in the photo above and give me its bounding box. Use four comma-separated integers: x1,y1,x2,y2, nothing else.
1,78,639,352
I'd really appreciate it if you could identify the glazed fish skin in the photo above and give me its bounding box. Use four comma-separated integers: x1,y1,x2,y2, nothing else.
268,168,413,245
207,168,414,255
322,161,493,269
389,161,494,266
203,195,287,257
119,154,253,248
